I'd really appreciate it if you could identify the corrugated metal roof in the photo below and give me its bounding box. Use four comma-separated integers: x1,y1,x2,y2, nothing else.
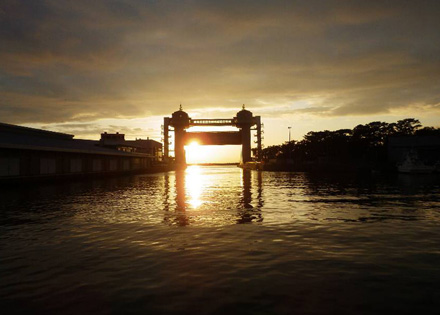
0,122,74,140
0,122,151,157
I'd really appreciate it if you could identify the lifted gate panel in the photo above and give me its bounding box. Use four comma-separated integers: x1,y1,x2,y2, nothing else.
184,132,241,145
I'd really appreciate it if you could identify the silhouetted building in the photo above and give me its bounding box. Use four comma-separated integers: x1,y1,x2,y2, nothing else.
99,132,162,161
0,122,162,180
132,139,163,161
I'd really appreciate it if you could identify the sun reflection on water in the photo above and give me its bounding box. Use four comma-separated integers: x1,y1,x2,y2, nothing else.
185,165,203,208
168,166,264,226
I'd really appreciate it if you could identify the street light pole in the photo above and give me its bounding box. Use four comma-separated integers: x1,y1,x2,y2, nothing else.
288,126,292,160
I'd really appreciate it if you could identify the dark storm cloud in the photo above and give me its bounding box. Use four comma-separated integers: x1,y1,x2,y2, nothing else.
40,122,155,138
1,0,439,123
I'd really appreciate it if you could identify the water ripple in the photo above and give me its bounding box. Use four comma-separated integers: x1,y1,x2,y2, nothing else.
1,166,440,314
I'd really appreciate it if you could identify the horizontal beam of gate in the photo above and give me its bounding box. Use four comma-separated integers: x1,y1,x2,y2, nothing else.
184,131,241,145
189,119,235,126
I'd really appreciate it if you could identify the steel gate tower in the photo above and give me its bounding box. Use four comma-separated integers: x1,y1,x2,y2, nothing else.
163,106,262,168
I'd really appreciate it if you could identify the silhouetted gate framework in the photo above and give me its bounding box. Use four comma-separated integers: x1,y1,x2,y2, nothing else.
162,106,262,167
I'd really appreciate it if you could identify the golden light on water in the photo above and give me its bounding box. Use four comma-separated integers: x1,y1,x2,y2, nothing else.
185,165,203,208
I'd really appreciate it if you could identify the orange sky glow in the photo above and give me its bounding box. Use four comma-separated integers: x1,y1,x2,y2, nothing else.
1,1,439,162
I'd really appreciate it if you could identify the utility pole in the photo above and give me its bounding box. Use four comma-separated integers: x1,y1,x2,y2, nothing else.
288,126,292,160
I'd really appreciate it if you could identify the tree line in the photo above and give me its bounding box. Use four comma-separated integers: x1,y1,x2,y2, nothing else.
260,118,440,171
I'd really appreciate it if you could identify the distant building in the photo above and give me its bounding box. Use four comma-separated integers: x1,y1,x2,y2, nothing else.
132,139,163,161
99,132,162,161
0,122,163,180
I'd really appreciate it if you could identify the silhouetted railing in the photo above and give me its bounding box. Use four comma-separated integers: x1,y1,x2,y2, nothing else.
190,119,235,126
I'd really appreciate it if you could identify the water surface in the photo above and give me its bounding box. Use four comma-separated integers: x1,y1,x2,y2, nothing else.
1,166,440,314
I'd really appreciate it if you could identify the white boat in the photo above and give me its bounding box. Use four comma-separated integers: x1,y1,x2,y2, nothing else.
398,150,434,173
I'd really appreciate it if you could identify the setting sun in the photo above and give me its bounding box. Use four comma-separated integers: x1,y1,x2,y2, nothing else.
185,141,211,164
184,142,241,164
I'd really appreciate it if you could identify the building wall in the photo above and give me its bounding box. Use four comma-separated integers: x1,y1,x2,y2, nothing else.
0,157,20,176
92,159,102,172
109,159,118,171
40,158,56,175
0,148,156,179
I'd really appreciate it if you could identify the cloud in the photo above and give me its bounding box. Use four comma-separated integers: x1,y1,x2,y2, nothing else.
1,0,440,124
39,122,157,140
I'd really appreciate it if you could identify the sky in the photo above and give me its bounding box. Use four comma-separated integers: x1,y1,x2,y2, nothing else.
1,0,440,162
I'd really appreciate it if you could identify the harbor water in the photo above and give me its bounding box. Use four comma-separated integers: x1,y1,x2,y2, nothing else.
1,166,440,314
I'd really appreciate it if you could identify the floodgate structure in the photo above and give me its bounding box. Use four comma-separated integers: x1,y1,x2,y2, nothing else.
163,106,263,168
0,122,163,182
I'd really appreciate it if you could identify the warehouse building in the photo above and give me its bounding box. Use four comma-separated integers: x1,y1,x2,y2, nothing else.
0,122,163,180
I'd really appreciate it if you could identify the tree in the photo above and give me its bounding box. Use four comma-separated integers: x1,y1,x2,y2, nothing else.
415,127,440,136
352,121,390,146
390,118,421,136
263,117,435,170
261,145,282,161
